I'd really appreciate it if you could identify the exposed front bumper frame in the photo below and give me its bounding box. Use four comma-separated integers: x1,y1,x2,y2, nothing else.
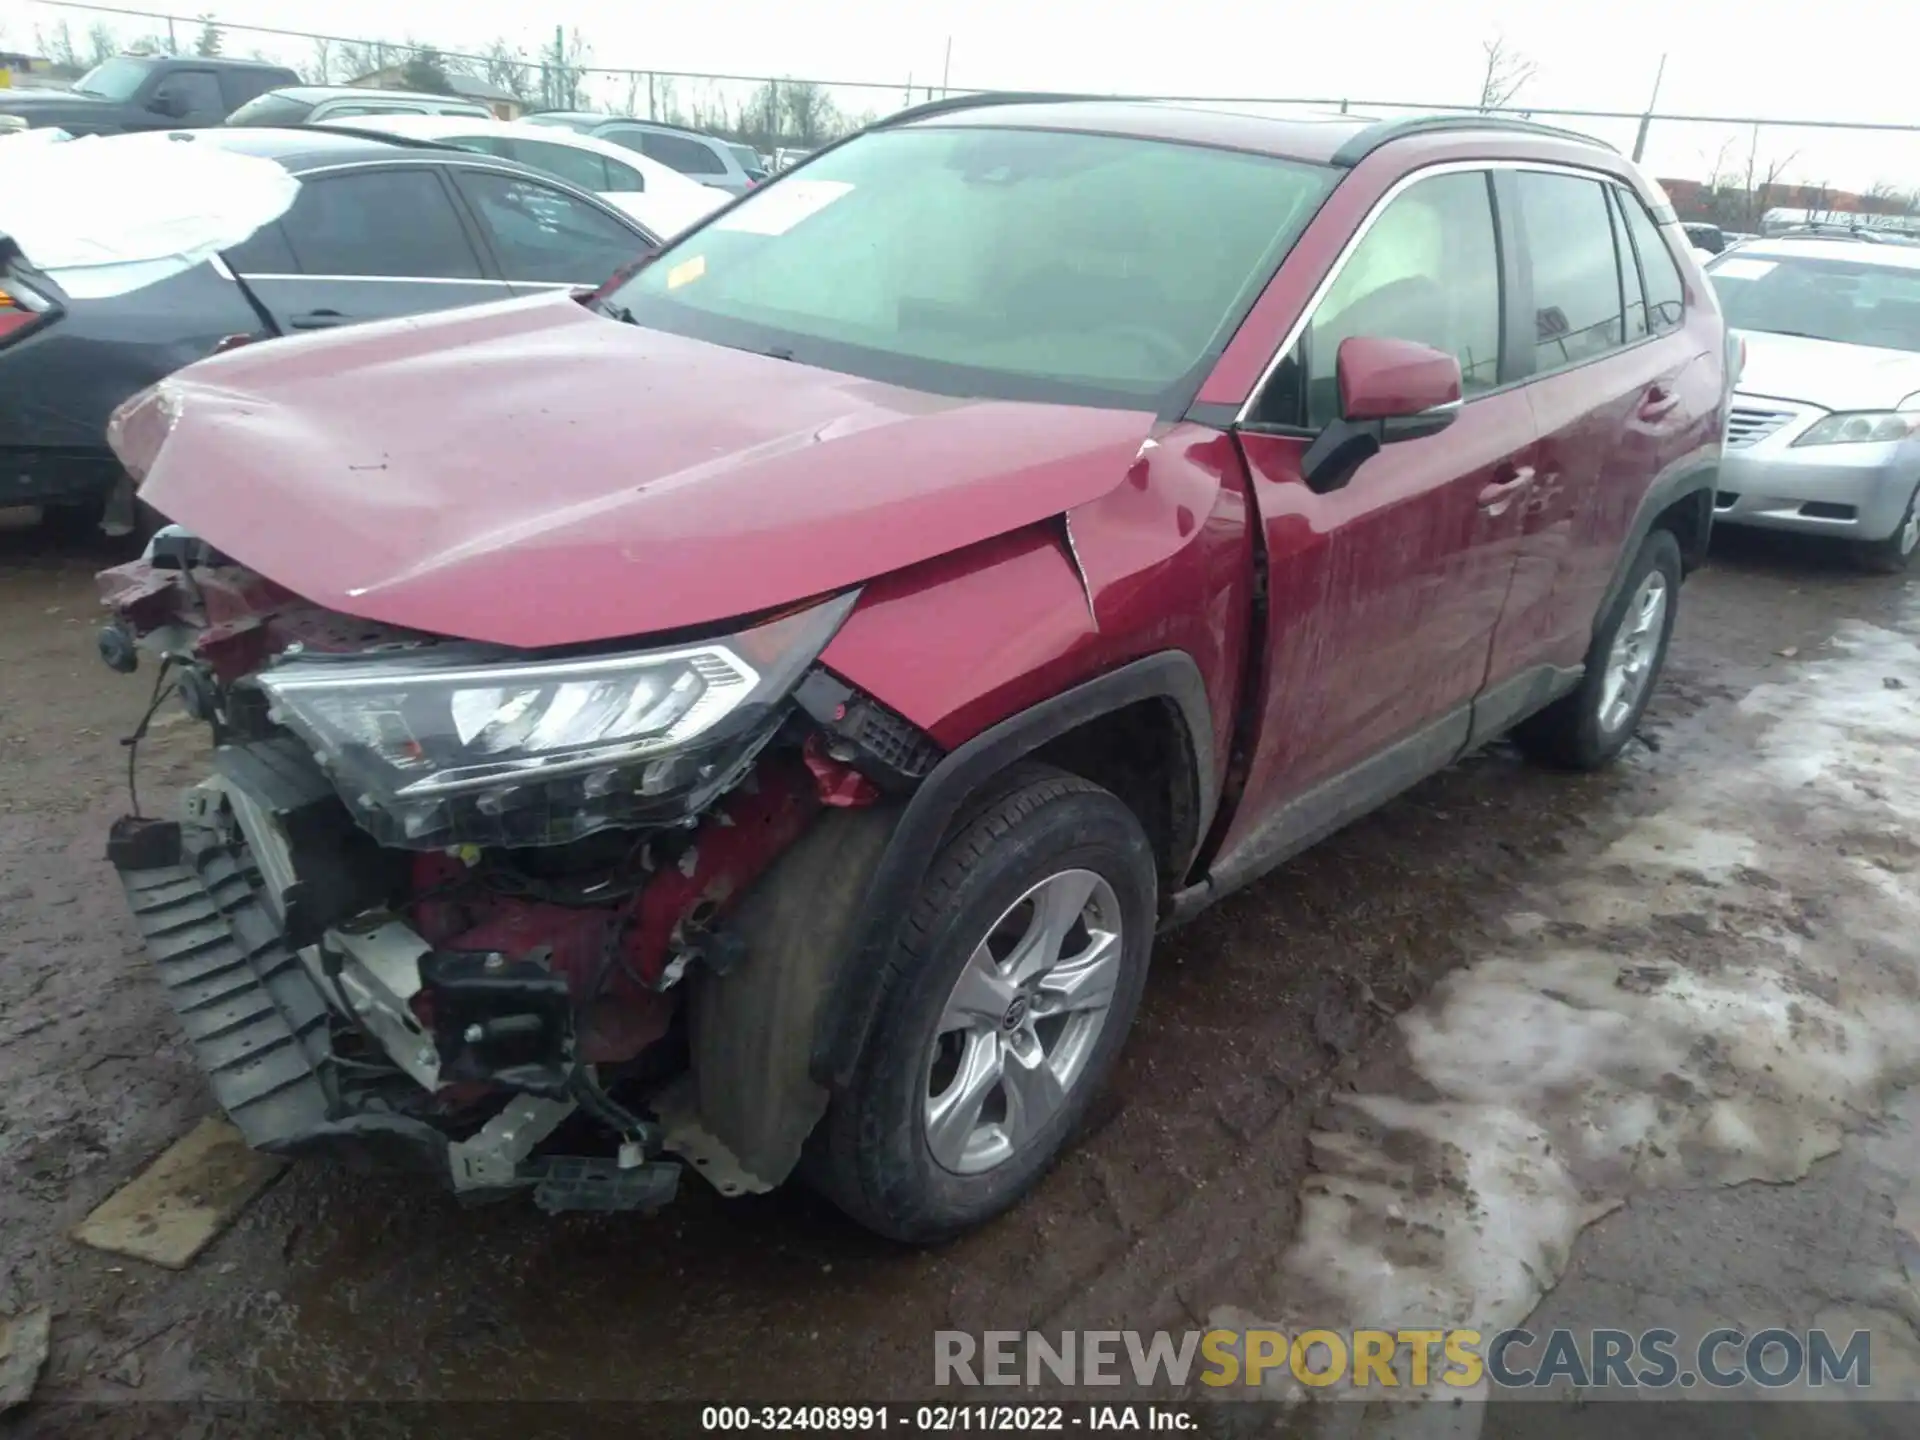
109,804,678,1210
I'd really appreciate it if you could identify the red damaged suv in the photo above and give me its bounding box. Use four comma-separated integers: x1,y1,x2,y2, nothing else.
98,98,1728,1241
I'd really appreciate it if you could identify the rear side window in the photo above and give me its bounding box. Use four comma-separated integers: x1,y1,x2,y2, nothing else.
602,157,645,193
1301,170,1502,428
225,220,299,274
505,139,611,193
452,171,642,284
278,169,483,278
631,130,727,176
1609,190,1649,339
1513,172,1625,371
1616,188,1686,331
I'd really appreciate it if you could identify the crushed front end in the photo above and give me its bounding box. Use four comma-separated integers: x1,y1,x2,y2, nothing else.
97,528,934,1212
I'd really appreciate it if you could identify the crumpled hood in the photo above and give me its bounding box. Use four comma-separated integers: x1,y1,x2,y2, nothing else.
118,292,1157,649
1734,329,1920,412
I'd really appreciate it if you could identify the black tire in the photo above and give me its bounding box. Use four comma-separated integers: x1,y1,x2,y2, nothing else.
1514,528,1683,771
808,763,1156,1243
1852,484,1918,574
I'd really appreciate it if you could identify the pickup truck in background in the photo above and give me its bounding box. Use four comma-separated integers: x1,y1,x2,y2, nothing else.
0,55,300,135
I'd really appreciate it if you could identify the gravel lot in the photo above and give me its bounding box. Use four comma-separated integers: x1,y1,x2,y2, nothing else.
0,512,1912,1418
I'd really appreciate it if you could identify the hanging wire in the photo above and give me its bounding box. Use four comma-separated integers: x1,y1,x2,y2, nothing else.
120,657,176,819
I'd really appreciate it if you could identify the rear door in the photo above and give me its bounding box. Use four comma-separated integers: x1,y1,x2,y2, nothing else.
216,68,289,113
225,164,509,331
446,168,652,291
1496,169,1705,683
1218,167,1538,867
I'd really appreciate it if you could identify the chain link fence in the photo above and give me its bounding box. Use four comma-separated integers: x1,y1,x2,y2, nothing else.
5,0,1919,212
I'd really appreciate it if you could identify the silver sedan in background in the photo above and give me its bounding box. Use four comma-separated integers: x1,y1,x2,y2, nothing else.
1706,236,1920,572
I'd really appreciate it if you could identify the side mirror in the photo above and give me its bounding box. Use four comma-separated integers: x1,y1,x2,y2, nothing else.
1300,336,1463,494
147,91,187,119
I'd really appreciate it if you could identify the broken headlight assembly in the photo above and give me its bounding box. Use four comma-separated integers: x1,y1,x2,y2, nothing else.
255,592,857,849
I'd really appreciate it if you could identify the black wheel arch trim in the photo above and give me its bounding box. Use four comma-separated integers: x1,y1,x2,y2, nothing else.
1593,452,1717,640
809,650,1214,1090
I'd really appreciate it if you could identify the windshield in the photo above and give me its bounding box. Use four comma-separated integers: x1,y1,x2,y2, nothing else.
72,57,153,101
1709,251,1920,354
225,92,317,126
605,125,1337,408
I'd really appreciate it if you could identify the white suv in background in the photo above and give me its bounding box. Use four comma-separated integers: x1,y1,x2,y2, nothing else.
322,114,727,238
1706,235,1920,572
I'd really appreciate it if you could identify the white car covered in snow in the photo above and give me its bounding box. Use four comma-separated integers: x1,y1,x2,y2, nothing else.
319,113,727,239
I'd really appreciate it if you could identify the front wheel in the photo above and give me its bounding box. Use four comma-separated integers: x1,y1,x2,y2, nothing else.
1853,484,1918,574
1514,528,1683,771
809,764,1156,1243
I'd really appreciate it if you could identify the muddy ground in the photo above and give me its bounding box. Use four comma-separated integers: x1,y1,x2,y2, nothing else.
0,515,1911,1416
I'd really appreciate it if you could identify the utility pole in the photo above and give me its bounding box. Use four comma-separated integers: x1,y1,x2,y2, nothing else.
941,36,952,98
1630,52,1666,164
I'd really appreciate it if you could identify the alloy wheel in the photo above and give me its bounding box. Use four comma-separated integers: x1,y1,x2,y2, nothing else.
924,868,1123,1176
1599,570,1669,735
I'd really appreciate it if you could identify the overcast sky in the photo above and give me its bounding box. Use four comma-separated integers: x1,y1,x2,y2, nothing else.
6,0,1917,193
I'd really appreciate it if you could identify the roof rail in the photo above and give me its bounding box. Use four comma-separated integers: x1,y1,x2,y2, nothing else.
874,91,1111,128
1329,113,1614,167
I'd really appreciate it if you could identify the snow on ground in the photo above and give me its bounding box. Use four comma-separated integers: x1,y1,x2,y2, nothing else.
1213,595,1920,1418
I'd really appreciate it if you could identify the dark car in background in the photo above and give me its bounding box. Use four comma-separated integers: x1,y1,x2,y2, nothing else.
0,128,656,531
0,54,299,134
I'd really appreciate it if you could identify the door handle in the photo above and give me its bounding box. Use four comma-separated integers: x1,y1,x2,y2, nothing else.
288,310,349,331
1639,385,1680,421
1477,464,1536,510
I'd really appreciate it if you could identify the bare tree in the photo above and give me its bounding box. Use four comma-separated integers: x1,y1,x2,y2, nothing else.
653,75,683,127
538,27,591,111
334,40,391,83
1743,133,1798,231
36,20,81,72
304,36,335,84
85,20,117,66
479,40,534,105
1477,35,1536,111
1862,180,1910,216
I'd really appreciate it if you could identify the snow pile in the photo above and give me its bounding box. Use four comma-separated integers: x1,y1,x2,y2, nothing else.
1213,601,1920,1413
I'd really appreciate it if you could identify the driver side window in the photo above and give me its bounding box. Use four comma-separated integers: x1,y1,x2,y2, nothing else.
1300,171,1502,429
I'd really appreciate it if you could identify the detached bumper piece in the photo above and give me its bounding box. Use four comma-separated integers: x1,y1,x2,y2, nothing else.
108,811,681,1212
110,815,336,1153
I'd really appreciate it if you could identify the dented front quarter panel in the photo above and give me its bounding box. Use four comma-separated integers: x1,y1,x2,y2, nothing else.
820,422,1254,793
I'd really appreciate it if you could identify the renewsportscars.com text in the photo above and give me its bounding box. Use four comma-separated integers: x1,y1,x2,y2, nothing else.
934,1327,1874,1390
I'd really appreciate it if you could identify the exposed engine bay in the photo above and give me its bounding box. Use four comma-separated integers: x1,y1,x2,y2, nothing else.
97,527,940,1212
